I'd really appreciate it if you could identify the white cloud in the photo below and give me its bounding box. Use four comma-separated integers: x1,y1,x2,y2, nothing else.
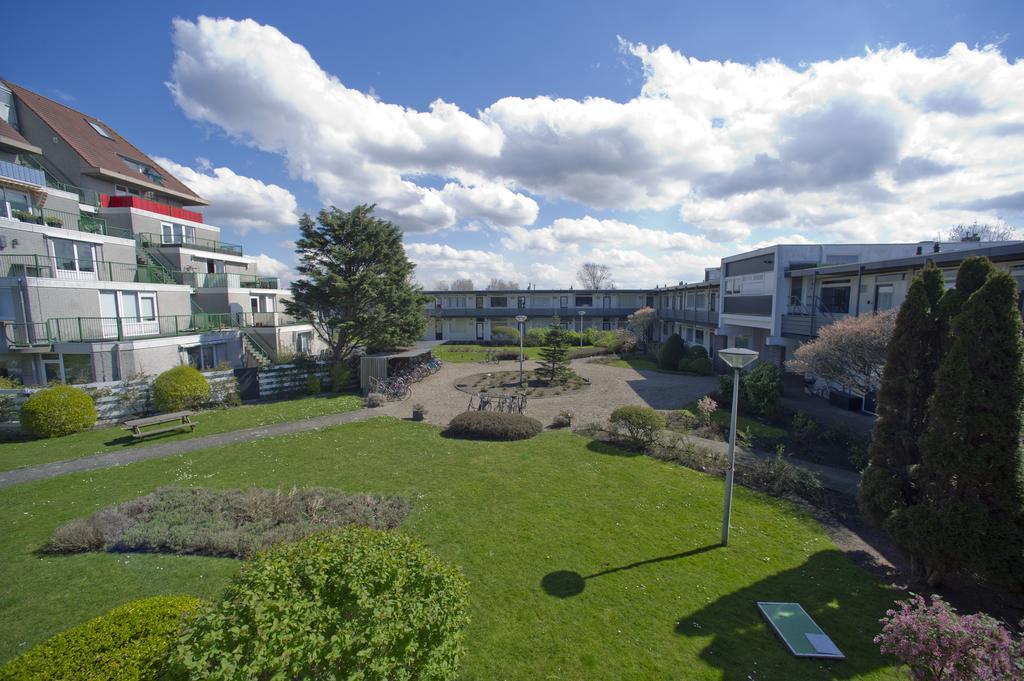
403,242,519,287
156,157,300,234
168,18,1024,279
252,253,295,286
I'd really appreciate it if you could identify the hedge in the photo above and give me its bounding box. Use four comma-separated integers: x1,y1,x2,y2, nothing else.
19,385,97,438
444,411,543,440
169,528,470,680
0,595,200,681
152,365,210,412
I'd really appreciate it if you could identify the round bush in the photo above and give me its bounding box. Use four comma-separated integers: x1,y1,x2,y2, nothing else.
687,344,709,360
609,405,665,449
152,366,210,412
490,325,520,343
0,595,200,681
743,363,783,415
657,334,686,370
19,385,97,438
523,328,547,347
444,411,543,441
679,357,714,375
169,528,470,681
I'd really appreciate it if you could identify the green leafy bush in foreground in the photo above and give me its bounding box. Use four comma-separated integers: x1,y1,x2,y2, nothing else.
43,486,410,558
169,528,470,681
19,385,97,438
444,411,543,441
0,595,200,681
151,365,210,412
609,405,665,449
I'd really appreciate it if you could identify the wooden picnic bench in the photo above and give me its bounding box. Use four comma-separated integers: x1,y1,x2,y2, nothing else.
122,411,196,438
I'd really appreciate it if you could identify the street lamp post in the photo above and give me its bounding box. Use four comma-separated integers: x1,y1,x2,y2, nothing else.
717,347,759,547
515,314,527,386
578,310,586,346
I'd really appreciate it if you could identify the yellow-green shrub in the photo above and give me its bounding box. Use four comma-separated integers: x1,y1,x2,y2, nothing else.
0,595,200,681
19,385,97,438
152,366,210,412
169,528,470,680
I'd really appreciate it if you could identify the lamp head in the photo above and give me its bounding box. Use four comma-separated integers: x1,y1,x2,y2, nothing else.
719,347,759,369
515,315,527,323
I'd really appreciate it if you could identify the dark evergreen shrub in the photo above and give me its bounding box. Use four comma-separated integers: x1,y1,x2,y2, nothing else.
444,411,543,440
19,385,97,438
657,333,686,370
0,595,200,681
742,363,784,415
169,528,470,680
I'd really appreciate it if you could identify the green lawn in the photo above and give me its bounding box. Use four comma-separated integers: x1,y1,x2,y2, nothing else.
0,392,363,473
601,355,660,371
680,399,789,441
0,418,902,679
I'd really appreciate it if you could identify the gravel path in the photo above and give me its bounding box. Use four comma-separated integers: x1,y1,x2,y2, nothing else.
378,357,719,427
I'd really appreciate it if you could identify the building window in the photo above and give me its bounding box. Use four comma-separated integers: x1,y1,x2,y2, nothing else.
40,353,94,384
1,187,31,218
475,295,484,309
187,344,222,370
559,295,568,308
820,285,851,314
86,119,113,139
874,284,895,312
295,332,313,355
734,335,750,349
686,327,694,343
49,238,96,278
695,328,705,345
161,222,196,246
575,295,593,307
489,296,508,308
517,295,526,309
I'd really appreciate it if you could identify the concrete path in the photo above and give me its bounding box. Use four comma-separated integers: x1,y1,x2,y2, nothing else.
0,407,375,489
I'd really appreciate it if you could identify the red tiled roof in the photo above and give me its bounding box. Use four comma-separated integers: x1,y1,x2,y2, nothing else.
3,81,207,205
0,117,41,154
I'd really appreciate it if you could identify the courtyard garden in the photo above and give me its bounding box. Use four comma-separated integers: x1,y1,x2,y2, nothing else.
456,369,589,398
0,417,905,679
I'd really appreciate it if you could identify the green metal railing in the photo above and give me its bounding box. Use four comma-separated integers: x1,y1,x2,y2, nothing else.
172,271,279,289
3,313,240,346
236,311,301,327
137,232,243,256
0,254,176,284
15,156,101,206
8,207,130,239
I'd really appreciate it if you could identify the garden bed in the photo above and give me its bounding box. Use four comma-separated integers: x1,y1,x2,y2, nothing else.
455,370,589,398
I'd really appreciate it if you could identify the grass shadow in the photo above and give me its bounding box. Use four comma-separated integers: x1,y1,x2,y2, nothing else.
585,439,641,458
542,544,721,598
674,549,899,680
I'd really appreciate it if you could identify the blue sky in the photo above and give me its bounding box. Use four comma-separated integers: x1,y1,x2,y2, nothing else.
5,1,1024,288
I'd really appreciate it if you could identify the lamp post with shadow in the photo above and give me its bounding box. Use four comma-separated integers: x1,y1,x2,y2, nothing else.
577,310,586,346
717,347,759,547
515,314,527,386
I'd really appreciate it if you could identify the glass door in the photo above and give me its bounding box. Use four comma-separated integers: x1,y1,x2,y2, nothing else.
99,291,119,339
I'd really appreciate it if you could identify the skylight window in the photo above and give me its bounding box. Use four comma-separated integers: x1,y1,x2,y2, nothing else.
86,119,113,139
119,155,164,185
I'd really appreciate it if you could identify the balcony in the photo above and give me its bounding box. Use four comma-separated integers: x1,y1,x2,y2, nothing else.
13,156,101,206
137,232,243,257
0,159,45,188
0,254,176,284
425,306,640,318
3,207,131,239
236,311,302,327
173,271,279,289
2,313,239,347
657,308,719,326
101,195,204,223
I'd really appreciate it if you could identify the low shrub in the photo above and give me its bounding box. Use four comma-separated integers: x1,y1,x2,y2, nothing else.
570,346,612,359
696,395,718,426
687,345,709,360
306,374,322,395
495,349,521,360
169,528,470,681
444,411,542,441
744,446,822,500
649,434,727,473
581,327,600,345
331,361,353,390
0,595,200,681
366,392,385,408
875,593,1023,680
657,333,686,370
19,385,97,438
678,357,714,375
43,486,410,558
524,328,547,347
609,405,665,449
491,325,521,343
563,330,582,346
0,375,21,388
152,365,210,412
551,410,574,428
743,363,784,415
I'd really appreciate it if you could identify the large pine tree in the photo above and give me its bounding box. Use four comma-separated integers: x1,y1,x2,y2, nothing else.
536,319,572,384
285,205,427,361
895,264,1024,587
859,264,944,527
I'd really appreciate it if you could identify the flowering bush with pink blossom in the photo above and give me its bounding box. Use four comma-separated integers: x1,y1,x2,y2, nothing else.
696,396,717,426
874,593,1023,680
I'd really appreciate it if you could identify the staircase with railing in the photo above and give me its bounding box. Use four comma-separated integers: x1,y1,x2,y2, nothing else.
135,246,176,285
241,332,274,368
